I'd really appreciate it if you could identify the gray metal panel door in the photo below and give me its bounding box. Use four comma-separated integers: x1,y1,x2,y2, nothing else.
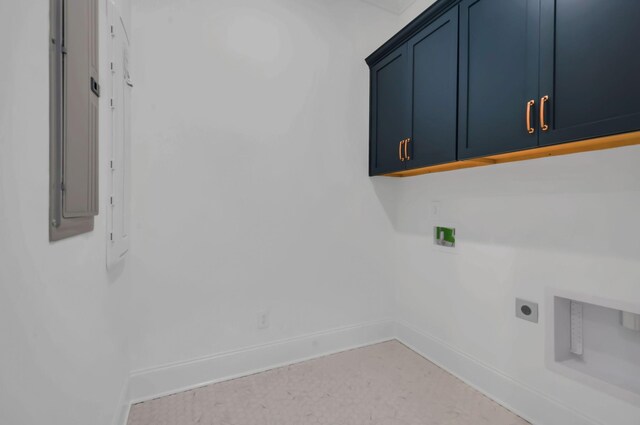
63,0,99,218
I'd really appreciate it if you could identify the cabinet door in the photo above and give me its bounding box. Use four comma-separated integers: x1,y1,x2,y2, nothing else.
458,0,540,159
369,45,411,175
539,0,640,146
407,7,458,168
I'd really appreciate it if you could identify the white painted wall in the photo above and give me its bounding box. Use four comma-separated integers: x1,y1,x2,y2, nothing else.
392,150,640,425
399,0,437,24
3,1,636,423
131,1,640,422
129,0,401,372
392,3,640,424
0,2,131,425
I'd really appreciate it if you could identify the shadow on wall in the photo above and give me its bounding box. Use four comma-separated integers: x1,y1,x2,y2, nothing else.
107,259,127,286
370,176,403,228
373,146,640,261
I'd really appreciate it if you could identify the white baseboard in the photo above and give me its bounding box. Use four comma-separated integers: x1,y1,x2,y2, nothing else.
128,319,396,404
394,321,601,425
112,379,131,425
123,319,604,425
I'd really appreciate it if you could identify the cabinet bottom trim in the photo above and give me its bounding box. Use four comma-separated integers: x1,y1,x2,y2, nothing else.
385,130,640,177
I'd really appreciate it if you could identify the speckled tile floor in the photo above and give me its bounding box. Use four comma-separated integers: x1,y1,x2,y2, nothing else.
127,340,530,425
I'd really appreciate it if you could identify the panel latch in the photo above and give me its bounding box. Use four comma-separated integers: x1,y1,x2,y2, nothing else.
91,77,100,97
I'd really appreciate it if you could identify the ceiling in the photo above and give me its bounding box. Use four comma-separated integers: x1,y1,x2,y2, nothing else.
360,0,419,15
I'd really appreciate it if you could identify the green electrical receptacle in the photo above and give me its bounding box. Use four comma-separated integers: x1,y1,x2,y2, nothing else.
434,226,456,248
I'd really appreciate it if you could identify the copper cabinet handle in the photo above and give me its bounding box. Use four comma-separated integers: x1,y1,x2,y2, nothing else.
399,140,405,161
405,138,411,160
526,100,535,134
540,95,549,131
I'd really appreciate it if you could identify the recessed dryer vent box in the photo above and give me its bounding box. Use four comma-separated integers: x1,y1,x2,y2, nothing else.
546,289,640,406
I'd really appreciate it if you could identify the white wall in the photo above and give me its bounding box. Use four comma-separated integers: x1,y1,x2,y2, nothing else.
131,2,640,422
400,0,437,24
4,1,635,423
392,3,640,424
393,150,640,425
129,0,402,372
0,2,131,425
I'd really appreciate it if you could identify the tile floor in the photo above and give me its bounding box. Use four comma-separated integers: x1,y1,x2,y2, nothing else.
127,340,530,425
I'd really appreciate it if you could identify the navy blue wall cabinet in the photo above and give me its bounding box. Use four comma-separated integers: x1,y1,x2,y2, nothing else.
369,7,459,176
539,0,640,146
367,0,640,177
369,45,411,175
458,0,540,159
409,7,459,168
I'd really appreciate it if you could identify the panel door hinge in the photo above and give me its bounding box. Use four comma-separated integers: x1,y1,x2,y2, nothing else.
110,62,115,73
110,25,115,37
110,232,114,241
110,196,114,206
110,160,114,170
110,98,114,109
61,181,66,192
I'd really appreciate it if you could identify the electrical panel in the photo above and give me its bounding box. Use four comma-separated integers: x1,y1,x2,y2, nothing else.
50,0,100,241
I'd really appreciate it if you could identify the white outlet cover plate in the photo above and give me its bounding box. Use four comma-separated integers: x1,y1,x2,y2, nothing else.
516,298,539,323
429,201,441,219
257,311,270,330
